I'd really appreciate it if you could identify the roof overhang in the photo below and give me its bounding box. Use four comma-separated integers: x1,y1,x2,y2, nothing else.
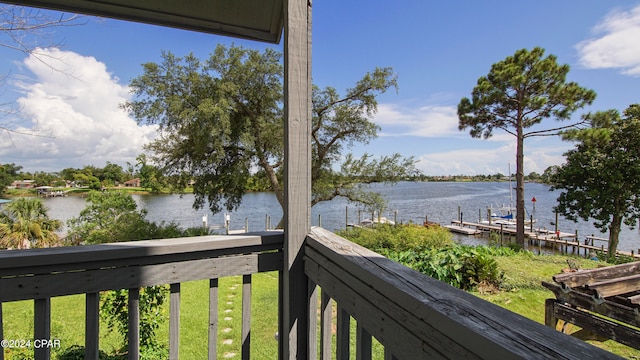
1,0,284,43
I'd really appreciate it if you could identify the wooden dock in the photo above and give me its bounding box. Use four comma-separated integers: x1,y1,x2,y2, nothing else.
448,220,640,260
450,220,575,239
444,224,482,235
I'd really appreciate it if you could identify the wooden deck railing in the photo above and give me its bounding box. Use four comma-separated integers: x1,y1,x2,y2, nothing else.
0,232,283,360
304,227,621,359
0,228,625,359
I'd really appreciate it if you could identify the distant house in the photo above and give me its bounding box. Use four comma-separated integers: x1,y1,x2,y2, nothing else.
123,178,141,187
11,180,36,189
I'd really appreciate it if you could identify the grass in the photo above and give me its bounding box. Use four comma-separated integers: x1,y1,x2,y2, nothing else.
2,253,640,359
1,273,280,360
473,252,640,359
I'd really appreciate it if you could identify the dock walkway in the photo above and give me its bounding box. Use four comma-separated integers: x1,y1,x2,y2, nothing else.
448,220,640,259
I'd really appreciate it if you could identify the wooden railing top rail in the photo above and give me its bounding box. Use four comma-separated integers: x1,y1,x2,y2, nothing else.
0,231,284,302
0,231,284,275
304,227,620,359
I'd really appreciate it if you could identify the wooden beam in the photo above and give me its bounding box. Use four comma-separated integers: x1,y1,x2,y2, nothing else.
282,0,312,359
549,301,640,350
586,273,640,298
553,261,640,288
242,275,251,360
170,283,180,360
85,293,100,360
306,227,620,359
128,288,140,360
208,279,219,360
0,252,282,302
34,298,50,360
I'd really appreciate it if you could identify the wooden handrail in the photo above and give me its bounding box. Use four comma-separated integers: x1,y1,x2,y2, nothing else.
0,232,284,360
304,227,621,359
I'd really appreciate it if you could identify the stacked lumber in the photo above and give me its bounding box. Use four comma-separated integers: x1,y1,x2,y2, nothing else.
543,261,640,349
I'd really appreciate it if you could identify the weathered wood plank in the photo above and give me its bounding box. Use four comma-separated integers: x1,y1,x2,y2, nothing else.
85,293,100,360
0,252,281,302
34,298,50,360
585,273,640,298
553,261,640,288
0,302,3,360
544,299,559,329
0,232,283,274
336,304,349,360
550,301,640,350
306,253,450,360
282,0,312,358
308,279,318,360
320,291,332,360
242,275,251,360
383,349,398,360
170,283,180,360
208,279,218,360
128,288,140,360
543,281,640,328
306,227,620,359
356,323,372,360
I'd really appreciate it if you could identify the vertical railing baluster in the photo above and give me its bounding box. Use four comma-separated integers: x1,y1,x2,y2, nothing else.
128,288,140,360
86,293,100,360
308,280,318,360
208,279,219,360
0,302,4,360
34,298,51,360
336,304,350,360
356,323,372,360
384,349,398,360
320,291,332,360
169,283,180,360
241,275,251,360
278,270,283,359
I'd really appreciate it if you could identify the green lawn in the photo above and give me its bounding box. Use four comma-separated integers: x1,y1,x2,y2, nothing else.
1,273,280,360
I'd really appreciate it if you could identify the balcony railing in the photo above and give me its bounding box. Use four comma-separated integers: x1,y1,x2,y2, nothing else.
0,228,621,359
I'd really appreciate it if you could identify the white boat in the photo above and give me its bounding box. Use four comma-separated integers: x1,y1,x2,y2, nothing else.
358,217,396,227
482,205,536,228
482,164,536,228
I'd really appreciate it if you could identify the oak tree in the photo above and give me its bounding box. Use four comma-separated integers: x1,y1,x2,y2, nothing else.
124,45,417,223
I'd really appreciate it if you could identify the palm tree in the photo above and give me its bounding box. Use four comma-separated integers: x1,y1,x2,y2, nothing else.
0,198,62,249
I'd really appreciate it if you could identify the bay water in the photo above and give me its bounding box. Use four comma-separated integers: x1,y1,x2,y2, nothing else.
41,182,640,252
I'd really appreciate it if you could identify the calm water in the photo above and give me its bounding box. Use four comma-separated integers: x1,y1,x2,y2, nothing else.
41,182,640,252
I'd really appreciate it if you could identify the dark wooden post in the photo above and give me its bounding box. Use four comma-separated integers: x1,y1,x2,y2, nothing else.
34,298,51,360
282,0,312,358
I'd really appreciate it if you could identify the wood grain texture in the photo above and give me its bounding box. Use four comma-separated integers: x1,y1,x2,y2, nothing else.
282,0,312,358
306,227,620,360
0,249,281,302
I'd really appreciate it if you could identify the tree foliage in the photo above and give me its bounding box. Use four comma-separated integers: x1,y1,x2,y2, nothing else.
552,105,640,259
0,197,61,248
67,191,151,244
123,44,418,221
457,47,596,246
0,162,22,194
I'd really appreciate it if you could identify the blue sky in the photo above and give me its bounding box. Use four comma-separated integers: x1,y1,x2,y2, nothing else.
1,1,639,176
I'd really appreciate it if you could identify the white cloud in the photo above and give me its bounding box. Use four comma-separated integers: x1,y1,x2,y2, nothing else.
413,138,572,176
576,4,640,76
373,103,465,138
0,48,156,171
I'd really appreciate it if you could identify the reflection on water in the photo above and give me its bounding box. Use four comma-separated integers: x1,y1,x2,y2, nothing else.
42,182,640,252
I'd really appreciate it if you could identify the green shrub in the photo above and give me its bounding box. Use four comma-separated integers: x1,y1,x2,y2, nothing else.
381,245,511,290
337,224,453,252
100,286,169,359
